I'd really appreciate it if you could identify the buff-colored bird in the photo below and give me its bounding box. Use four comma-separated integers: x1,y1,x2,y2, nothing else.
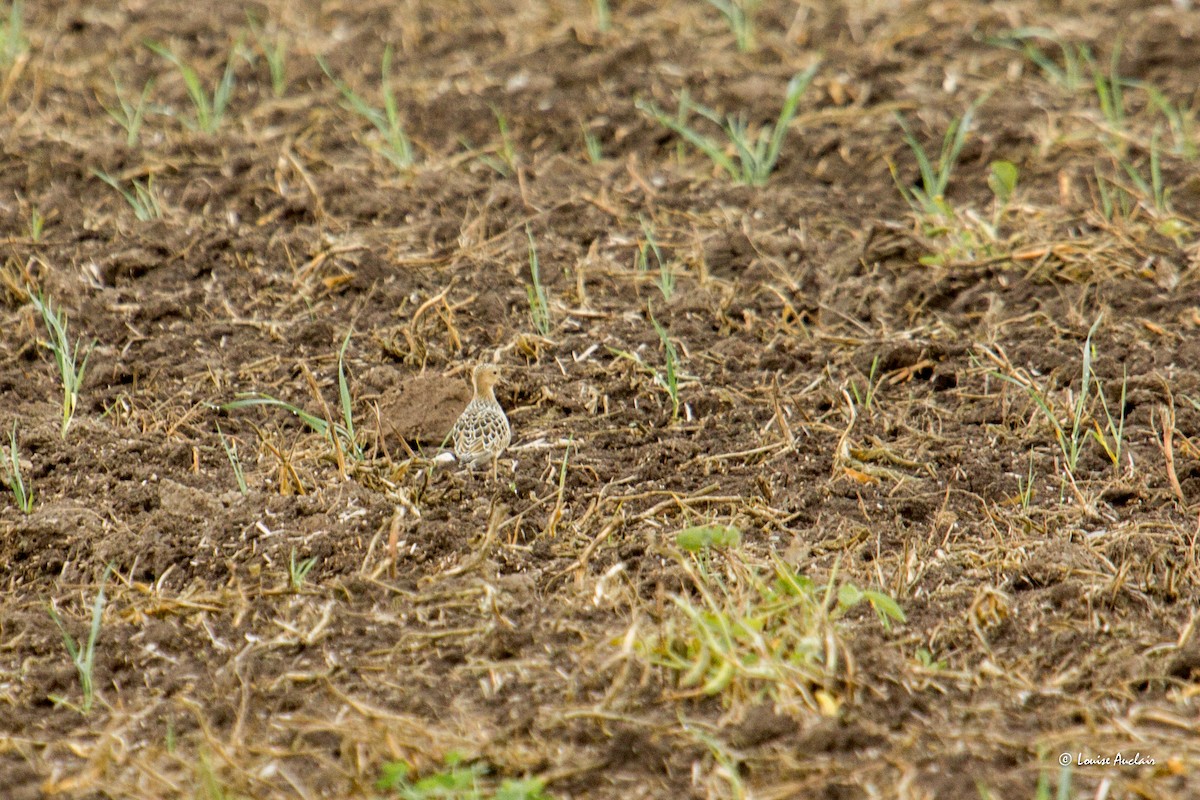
449,364,511,478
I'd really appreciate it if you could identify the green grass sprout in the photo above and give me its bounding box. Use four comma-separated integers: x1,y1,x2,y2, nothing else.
592,0,611,33
464,106,517,176
222,393,362,462
217,424,249,495
581,124,603,163
91,169,163,220
377,752,551,800
337,328,357,450
4,422,32,514
47,565,113,714
100,74,155,147
1086,41,1127,148
1139,83,1198,160
0,0,27,69
650,311,680,421
639,552,903,709
28,292,95,438
890,102,977,218
637,64,819,186
677,524,741,552
288,548,317,592
246,12,288,97
637,216,674,300
986,28,1087,91
703,0,761,52
526,227,551,335
146,38,240,133
318,45,414,170
991,317,1123,478
26,205,44,242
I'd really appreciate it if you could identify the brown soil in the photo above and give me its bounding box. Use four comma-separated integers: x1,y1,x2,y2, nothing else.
3,1,1200,798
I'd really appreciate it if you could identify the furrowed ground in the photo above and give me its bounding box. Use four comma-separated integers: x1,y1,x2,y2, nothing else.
2,1,1200,798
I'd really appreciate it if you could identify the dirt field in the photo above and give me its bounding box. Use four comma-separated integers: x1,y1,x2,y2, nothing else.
3,1,1200,798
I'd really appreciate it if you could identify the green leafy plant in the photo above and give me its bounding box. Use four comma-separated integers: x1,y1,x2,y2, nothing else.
288,548,317,592
636,64,819,186
650,312,680,422
997,35,1194,173
489,106,517,175
4,422,32,514
703,0,761,52
146,38,240,133
1060,319,1104,470
0,0,26,69
1090,364,1128,472
1111,130,1182,233
987,28,1088,91
686,726,748,800
591,0,611,33
992,317,1125,476
92,169,163,220
1086,42,1128,147
979,748,1072,800
1094,164,1136,223
26,205,44,242
222,332,363,463
1034,755,1073,800
581,125,603,163
639,552,904,709
100,74,155,147
222,393,362,460
1140,83,1198,160
1017,448,1036,510
336,329,357,447
915,647,946,671
525,227,551,335
890,103,976,218
988,159,1018,210
677,524,741,552
636,217,674,300
606,314,685,424
47,565,113,714
28,292,95,438
848,355,882,415
246,11,287,97
195,751,236,800
1027,344,1093,473
318,45,414,170
465,106,517,176
377,752,551,799
216,424,248,496
1092,152,1185,242
908,158,1017,265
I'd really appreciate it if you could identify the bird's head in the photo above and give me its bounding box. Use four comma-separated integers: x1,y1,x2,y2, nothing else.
472,363,502,394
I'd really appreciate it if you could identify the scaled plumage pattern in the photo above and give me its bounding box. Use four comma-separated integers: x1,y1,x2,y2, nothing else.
450,364,511,475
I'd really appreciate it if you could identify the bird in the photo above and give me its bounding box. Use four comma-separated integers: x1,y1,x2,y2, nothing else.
448,363,511,478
